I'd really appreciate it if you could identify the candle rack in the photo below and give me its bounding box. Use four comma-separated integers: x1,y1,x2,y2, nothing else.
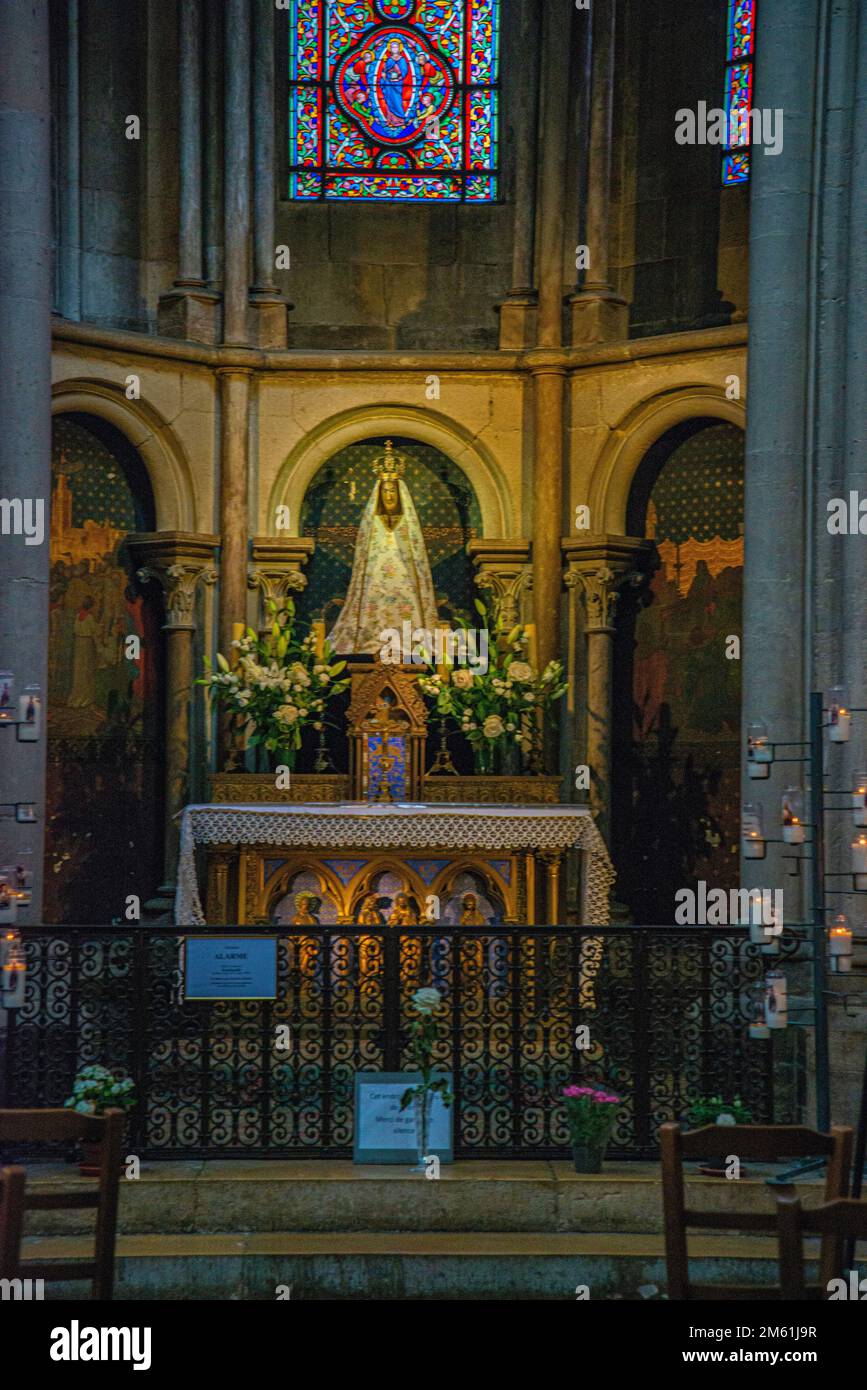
749,692,867,1201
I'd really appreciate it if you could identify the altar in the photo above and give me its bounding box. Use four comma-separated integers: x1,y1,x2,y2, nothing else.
174,801,615,927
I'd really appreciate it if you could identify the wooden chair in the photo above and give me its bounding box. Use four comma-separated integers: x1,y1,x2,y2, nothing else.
660,1122,853,1300
0,1165,26,1280
777,1196,867,1300
0,1108,124,1300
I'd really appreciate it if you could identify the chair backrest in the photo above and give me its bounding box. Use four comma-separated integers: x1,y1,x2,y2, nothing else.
0,1108,125,1300
660,1122,854,1300
0,1165,26,1282
777,1196,867,1300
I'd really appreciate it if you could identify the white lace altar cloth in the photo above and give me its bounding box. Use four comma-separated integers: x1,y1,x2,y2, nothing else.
174,802,615,927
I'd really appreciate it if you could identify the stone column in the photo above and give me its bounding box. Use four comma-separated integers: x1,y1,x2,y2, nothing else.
564,537,649,839
535,1,571,349
249,0,289,348
0,0,51,923
467,540,531,630
218,368,251,765
741,0,819,902
58,0,81,321
497,0,540,349
131,534,218,901
530,360,566,682
568,0,628,344
249,538,314,636
158,0,220,342
223,0,251,345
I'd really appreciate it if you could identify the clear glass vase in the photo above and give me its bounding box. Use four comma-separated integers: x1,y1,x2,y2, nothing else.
411,1090,432,1172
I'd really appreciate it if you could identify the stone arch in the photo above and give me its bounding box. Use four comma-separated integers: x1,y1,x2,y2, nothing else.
586,387,746,536
266,403,511,538
51,379,197,531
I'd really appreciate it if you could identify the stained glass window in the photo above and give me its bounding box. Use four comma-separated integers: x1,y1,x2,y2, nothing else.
289,1,500,202
722,0,756,185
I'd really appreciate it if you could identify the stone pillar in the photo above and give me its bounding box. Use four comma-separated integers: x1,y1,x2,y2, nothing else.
497,0,540,349
467,540,531,630
530,360,566,682
740,0,819,903
249,538,314,636
223,0,251,345
249,0,289,348
568,0,628,344
58,0,82,321
158,0,220,342
0,0,52,923
563,537,649,839
131,534,218,901
535,1,571,349
218,368,251,765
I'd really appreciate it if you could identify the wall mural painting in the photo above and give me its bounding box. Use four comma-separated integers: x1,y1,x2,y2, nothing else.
616,422,744,923
45,415,163,923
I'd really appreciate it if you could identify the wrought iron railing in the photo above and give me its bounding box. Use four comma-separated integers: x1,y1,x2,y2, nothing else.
1,926,776,1159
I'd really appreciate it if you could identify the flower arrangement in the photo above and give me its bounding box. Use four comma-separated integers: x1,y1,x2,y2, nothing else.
400,987,453,1167
64,1064,136,1116
562,1084,621,1171
686,1094,753,1127
199,598,349,766
417,597,567,770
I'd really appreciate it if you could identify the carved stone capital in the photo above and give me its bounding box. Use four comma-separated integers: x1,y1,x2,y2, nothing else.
468,539,532,629
249,537,314,621
128,532,219,631
562,534,652,634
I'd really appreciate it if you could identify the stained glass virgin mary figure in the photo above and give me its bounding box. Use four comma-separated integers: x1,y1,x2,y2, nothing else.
327,441,438,655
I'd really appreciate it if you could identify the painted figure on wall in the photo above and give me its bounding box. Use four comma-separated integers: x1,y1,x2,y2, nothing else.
45,415,163,923
327,441,438,655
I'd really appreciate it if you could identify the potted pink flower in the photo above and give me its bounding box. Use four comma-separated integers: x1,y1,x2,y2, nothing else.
562,1084,621,1173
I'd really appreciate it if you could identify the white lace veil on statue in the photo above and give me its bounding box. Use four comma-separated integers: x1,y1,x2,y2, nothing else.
327,445,439,655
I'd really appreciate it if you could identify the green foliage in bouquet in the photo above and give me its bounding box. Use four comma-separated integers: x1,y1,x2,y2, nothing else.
198,599,349,761
416,595,567,760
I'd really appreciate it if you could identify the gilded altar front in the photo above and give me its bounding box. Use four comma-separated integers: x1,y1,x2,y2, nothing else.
175,802,615,927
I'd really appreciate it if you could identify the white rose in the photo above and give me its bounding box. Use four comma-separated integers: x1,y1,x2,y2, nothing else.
412,987,442,1014
275,703,299,725
483,714,504,739
509,661,535,683
452,669,474,690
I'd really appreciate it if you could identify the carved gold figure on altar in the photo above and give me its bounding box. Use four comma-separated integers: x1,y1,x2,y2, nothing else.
356,892,383,926
291,891,320,926
327,442,438,655
387,891,418,926
459,891,487,926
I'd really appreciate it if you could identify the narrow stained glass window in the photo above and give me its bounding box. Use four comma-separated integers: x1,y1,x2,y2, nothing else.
722,0,756,185
289,0,500,202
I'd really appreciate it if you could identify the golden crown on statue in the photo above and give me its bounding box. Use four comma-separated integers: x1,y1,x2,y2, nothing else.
371,440,407,482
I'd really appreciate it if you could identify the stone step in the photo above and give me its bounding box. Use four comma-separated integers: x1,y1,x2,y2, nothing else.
21,1159,829,1238
23,1229,823,1301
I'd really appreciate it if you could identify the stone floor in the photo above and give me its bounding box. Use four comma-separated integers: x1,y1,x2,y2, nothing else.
19,1160,861,1300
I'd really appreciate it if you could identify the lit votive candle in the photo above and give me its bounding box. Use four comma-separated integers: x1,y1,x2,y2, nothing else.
829,916,854,974
852,776,867,827
852,836,867,889
743,830,766,860
747,721,773,779
829,687,851,742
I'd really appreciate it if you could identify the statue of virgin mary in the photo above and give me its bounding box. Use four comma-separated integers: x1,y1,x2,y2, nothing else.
327,442,439,655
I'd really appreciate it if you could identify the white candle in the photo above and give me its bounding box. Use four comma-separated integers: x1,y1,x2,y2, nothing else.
743,830,765,859
829,688,851,742
747,725,773,779
749,1019,771,1040
852,836,867,888
764,971,788,1030
852,777,867,827
782,819,806,845
829,918,853,974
